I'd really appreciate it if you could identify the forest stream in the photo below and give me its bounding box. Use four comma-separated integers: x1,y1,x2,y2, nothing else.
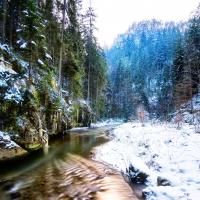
0,125,141,200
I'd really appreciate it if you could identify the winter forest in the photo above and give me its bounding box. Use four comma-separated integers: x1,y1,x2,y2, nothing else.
1,0,200,199
106,13,200,122
1,0,200,130
0,0,107,132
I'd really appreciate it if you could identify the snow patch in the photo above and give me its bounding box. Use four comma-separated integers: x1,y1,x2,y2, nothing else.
38,59,44,65
45,53,52,59
94,122,200,200
20,43,27,49
0,131,20,149
31,41,36,45
16,29,22,32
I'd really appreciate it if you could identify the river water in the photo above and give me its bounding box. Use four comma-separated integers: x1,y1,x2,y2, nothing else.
0,125,140,200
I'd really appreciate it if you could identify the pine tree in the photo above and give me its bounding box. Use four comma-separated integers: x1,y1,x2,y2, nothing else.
173,32,185,84
0,0,7,44
62,0,85,99
16,0,51,86
82,1,108,117
42,0,61,70
111,60,125,117
58,0,67,89
106,19,186,119
82,0,97,102
184,5,200,94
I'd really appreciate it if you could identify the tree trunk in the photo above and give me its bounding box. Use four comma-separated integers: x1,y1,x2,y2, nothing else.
9,1,13,47
2,0,6,44
58,0,67,89
87,61,90,102
35,0,38,7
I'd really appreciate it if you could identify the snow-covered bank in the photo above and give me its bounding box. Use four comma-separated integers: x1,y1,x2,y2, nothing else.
0,131,20,149
0,131,27,161
93,122,200,200
91,118,123,128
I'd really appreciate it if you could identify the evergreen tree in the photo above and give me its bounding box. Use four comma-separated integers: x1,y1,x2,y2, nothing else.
62,0,85,99
0,0,7,44
16,0,51,86
82,1,108,117
184,5,200,95
83,1,97,102
173,32,185,84
111,60,125,117
42,0,61,70
106,19,186,119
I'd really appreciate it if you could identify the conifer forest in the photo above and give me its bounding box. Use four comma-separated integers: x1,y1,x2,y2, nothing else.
1,1,200,200
0,0,107,138
1,0,200,137
106,6,200,121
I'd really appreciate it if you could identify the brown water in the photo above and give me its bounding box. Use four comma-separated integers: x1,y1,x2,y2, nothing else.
0,125,140,200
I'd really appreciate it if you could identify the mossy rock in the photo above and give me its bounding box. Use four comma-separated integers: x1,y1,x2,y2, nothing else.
129,164,149,183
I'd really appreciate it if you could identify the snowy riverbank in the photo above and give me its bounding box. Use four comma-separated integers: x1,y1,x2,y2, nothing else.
93,122,200,200
0,131,27,161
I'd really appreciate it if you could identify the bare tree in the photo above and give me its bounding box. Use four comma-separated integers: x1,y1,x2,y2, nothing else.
137,105,146,126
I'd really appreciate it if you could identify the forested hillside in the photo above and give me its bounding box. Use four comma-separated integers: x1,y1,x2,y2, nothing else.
1,0,200,142
105,4,200,122
0,0,107,149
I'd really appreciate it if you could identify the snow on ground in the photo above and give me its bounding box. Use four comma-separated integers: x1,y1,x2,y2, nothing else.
93,121,200,200
0,131,20,149
91,118,123,128
70,119,122,131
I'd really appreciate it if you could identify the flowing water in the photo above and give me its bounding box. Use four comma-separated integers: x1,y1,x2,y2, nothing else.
0,125,140,200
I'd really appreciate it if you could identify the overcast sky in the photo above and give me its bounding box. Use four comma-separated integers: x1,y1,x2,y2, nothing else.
82,0,200,47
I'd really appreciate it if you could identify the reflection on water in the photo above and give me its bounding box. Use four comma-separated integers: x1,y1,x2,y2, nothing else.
0,125,139,199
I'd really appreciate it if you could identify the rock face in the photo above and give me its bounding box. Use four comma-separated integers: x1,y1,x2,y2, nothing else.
0,55,93,154
0,132,28,162
0,147,27,162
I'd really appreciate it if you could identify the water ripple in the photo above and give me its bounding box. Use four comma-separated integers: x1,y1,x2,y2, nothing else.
0,154,138,200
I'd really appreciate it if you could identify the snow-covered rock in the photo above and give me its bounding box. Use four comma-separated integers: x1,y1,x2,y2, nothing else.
157,175,181,186
129,159,150,183
0,131,27,162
